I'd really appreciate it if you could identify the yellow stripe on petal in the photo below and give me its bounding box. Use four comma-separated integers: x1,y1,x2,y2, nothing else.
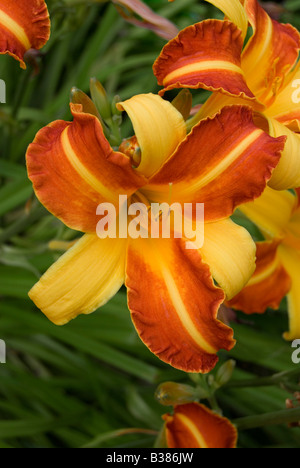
117,94,186,178
181,129,263,194
126,236,233,373
176,414,208,448
240,186,296,239
164,402,238,448
0,8,31,49
29,234,126,325
247,255,280,286
61,127,119,204
200,219,256,300
241,0,300,104
264,117,300,190
158,256,217,355
278,244,300,340
228,240,291,314
163,61,244,86
204,0,248,38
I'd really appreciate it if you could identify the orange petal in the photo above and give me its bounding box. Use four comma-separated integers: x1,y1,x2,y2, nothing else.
126,236,235,374
241,0,300,105
0,0,50,69
143,106,285,222
228,241,292,314
26,103,146,233
163,403,237,448
153,20,255,100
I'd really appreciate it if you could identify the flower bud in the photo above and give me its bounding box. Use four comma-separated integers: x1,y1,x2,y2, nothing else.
172,89,193,121
155,382,199,406
216,360,236,388
90,78,112,120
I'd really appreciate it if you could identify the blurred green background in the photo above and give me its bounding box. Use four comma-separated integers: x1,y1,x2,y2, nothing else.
0,0,300,448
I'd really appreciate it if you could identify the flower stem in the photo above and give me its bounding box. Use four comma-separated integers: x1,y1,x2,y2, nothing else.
234,407,300,430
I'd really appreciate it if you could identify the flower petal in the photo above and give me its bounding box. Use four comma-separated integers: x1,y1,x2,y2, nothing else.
258,115,300,190
163,403,237,449
239,187,296,239
228,241,291,313
113,0,178,40
241,0,300,105
265,64,300,131
278,244,300,340
126,236,235,373
285,208,300,251
26,103,146,233
153,20,255,100
117,94,186,178
203,0,248,38
143,106,285,222
200,219,256,301
0,0,50,69
29,234,126,326
169,0,248,38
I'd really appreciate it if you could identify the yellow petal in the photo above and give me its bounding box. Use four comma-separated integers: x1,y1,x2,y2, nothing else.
264,117,300,190
278,244,300,340
265,64,300,130
285,209,300,251
239,186,296,239
29,234,126,325
117,94,186,178
199,218,256,300
204,0,248,38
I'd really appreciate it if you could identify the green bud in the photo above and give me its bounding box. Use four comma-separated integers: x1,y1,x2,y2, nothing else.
155,382,199,407
70,87,100,118
112,95,123,117
90,78,112,120
172,89,193,121
216,360,236,388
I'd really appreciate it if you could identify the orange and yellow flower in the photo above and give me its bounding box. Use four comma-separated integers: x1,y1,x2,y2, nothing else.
0,0,50,69
154,0,300,190
26,93,285,373
163,402,237,448
229,187,300,341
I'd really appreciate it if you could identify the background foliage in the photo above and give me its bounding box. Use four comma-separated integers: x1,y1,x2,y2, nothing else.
0,0,300,448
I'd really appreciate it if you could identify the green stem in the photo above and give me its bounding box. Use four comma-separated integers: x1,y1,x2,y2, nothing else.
11,69,31,120
82,428,158,449
234,407,300,430
225,368,300,389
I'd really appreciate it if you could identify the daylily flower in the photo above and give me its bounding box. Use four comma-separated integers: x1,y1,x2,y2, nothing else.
154,0,300,190
228,187,300,341
162,403,237,448
0,0,50,69
26,93,285,373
